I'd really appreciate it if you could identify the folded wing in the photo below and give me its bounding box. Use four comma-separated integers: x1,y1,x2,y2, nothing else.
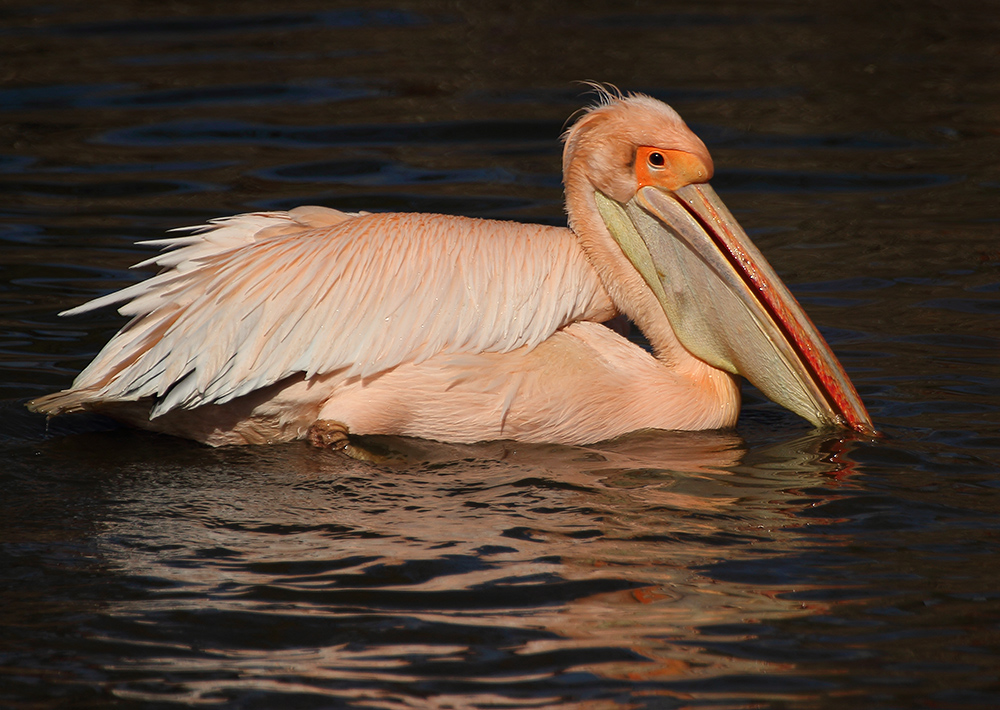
33,207,614,417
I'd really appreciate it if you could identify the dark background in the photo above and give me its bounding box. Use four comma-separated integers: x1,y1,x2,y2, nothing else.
2,1,999,708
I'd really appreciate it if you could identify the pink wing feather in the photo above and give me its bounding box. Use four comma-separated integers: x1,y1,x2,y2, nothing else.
38,206,614,417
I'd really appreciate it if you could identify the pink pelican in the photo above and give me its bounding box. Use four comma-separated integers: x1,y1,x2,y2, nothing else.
29,91,874,450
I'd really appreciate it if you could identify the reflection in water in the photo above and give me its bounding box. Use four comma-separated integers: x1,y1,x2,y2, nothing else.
46,429,861,706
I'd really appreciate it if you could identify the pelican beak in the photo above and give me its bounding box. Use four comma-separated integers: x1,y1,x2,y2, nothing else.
595,182,875,435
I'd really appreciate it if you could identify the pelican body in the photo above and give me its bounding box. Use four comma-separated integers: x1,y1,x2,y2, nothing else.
30,92,874,447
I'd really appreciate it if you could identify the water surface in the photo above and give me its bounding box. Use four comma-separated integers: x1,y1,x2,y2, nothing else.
2,1,999,708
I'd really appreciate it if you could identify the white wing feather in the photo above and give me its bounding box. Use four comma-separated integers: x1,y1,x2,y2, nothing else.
48,208,613,417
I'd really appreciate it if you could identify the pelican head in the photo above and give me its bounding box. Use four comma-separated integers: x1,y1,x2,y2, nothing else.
563,90,874,435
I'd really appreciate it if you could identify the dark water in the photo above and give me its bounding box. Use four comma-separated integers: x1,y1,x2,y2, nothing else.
2,1,999,707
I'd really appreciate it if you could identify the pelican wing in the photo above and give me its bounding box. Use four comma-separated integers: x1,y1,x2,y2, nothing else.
39,207,614,417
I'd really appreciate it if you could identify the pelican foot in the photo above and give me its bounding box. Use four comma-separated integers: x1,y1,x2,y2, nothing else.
308,420,385,462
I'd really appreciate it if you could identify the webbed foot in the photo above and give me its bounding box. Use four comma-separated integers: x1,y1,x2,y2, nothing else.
308,420,384,462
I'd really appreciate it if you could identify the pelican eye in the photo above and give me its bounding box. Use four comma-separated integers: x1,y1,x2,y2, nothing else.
647,151,666,167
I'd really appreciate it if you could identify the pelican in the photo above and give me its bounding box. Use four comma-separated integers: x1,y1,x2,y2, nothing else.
29,90,874,449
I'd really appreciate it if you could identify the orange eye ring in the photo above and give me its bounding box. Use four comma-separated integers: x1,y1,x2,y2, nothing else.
635,146,712,190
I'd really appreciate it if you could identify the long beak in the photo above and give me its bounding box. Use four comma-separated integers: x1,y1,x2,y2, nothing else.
595,184,875,435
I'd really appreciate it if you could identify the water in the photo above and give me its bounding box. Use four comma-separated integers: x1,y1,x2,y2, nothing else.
2,1,999,707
